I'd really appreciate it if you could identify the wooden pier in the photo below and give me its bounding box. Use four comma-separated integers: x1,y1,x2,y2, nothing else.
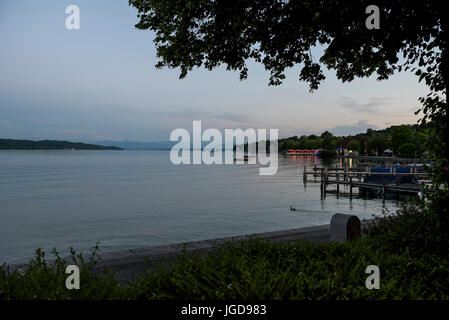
302,165,429,199
303,165,429,181
323,179,425,199
341,154,426,163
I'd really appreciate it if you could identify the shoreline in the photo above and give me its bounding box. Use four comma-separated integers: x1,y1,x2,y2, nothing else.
6,220,373,285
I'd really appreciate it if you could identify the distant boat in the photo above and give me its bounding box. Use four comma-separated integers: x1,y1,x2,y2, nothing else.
282,149,318,156
234,155,250,162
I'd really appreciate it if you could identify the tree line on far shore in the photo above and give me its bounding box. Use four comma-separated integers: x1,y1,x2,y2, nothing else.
0,139,122,150
279,123,429,158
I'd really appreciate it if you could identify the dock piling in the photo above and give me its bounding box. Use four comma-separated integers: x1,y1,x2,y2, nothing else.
349,177,353,197
336,170,340,193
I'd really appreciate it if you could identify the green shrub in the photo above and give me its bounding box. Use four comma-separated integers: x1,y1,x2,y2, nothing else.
0,244,129,300
132,235,449,300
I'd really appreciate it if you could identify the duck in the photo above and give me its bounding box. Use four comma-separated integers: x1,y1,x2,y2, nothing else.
290,205,296,211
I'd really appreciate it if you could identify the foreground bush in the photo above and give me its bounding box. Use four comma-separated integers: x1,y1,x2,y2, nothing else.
0,245,129,299
133,233,449,299
1,204,449,300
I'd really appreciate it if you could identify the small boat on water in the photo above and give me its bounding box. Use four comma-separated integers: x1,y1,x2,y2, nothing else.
234,155,257,162
234,155,250,162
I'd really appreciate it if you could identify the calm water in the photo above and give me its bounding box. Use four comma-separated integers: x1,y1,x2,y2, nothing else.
0,150,399,264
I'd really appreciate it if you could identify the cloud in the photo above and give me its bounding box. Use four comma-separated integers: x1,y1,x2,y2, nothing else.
328,120,379,136
157,109,251,123
213,112,251,123
279,119,379,138
164,109,205,118
339,96,391,114
0,120,25,138
55,129,105,141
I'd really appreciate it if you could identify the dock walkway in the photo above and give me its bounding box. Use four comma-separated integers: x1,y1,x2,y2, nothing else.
303,166,429,198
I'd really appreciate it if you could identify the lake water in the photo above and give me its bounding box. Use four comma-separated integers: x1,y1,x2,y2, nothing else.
0,150,399,264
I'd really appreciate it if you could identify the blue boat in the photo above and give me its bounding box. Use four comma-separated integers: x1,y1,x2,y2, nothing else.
366,167,417,184
360,167,420,199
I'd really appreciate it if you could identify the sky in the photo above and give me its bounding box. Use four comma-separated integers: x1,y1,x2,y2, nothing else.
0,0,430,142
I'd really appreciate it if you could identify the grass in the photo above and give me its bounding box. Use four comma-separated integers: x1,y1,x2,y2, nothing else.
1,204,449,300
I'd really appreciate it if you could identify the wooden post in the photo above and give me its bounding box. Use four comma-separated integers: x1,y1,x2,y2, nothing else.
321,180,325,195
303,166,306,182
336,170,340,193
320,168,324,192
349,176,353,197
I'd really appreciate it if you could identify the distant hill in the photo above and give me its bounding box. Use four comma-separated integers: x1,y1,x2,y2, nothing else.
0,139,122,150
91,140,228,150
91,140,176,150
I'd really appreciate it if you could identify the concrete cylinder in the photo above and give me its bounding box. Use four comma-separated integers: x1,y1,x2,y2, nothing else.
330,213,361,242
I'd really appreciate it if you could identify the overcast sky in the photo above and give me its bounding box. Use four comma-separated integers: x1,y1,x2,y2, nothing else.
0,0,430,142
